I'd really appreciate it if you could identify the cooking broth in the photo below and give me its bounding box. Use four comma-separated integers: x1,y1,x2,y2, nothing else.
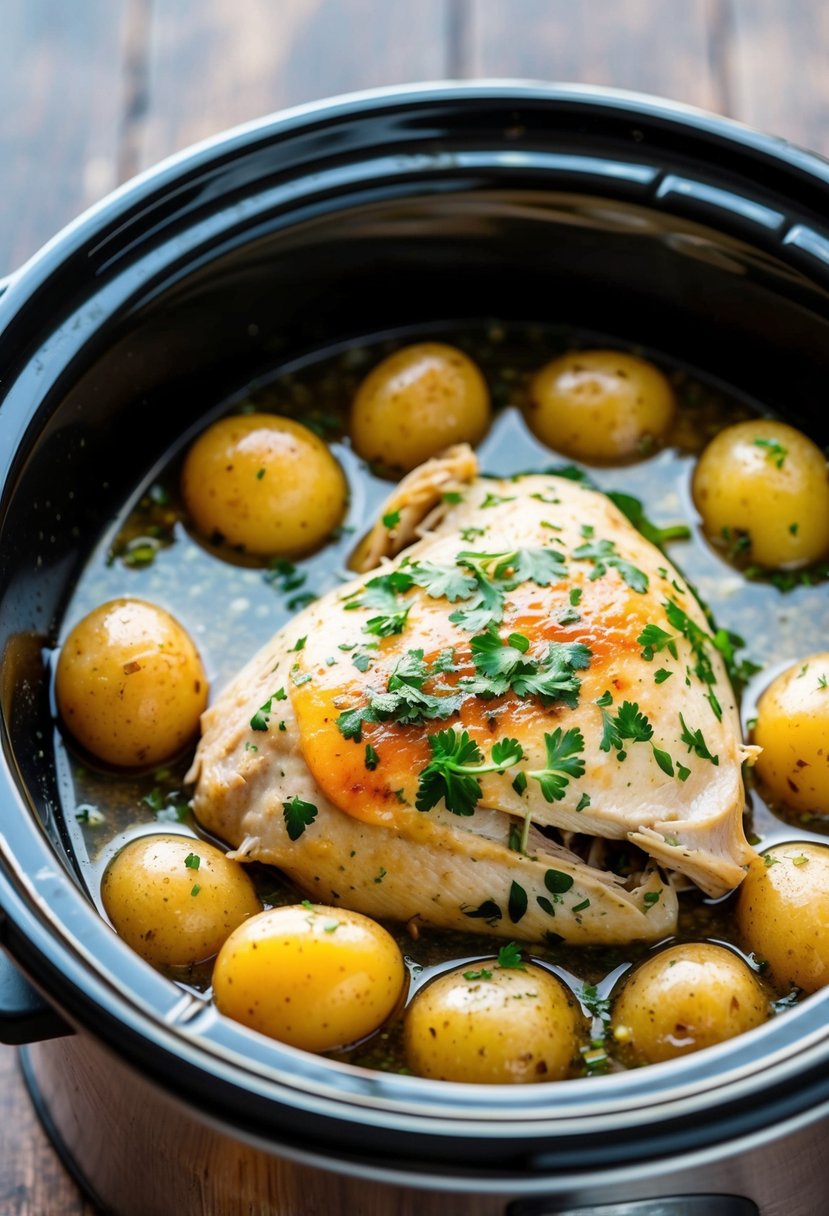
52,321,829,1076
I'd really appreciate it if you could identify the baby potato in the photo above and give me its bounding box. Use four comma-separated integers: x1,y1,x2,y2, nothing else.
753,654,829,815
403,960,580,1084
181,413,347,557
101,835,261,968
350,342,491,473
611,943,769,1065
212,904,405,1052
737,843,829,994
55,598,208,768
692,419,829,569
525,349,676,463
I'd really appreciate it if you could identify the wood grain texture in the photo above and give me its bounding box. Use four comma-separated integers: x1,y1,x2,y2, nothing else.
465,0,729,114
134,0,450,172
728,0,829,154
0,0,128,274
0,1044,93,1215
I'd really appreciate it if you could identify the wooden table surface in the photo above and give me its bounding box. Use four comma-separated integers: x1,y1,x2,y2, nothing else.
2,1,828,1211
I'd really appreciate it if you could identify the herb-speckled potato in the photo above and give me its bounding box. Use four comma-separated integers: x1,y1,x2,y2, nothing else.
403,955,580,1083
212,904,405,1051
611,943,769,1065
525,349,676,463
692,419,829,570
101,835,261,967
55,598,208,768
752,655,829,815
181,413,347,557
350,342,491,472
736,843,829,994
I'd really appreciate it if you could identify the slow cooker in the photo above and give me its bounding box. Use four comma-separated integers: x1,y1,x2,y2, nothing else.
2,82,829,1216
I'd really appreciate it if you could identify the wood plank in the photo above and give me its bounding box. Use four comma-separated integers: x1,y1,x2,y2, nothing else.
0,1044,94,1215
466,0,727,115
0,0,128,274
135,0,450,172
728,0,829,155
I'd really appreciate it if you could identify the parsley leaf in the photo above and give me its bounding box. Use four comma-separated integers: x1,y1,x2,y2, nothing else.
678,713,720,766
607,491,691,549
637,622,678,662
598,700,653,756
282,796,318,841
415,729,523,816
250,688,287,731
528,727,586,802
572,537,649,593
409,561,478,602
467,629,591,707
753,436,787,469
496,941,527,970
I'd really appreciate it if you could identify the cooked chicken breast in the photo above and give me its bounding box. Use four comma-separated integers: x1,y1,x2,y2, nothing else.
190,449,756,945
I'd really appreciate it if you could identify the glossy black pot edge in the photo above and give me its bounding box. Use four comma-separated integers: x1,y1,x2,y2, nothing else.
4,80,829,386
4,82,829,1178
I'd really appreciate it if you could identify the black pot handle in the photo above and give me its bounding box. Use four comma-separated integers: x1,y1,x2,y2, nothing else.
0,947,70,1044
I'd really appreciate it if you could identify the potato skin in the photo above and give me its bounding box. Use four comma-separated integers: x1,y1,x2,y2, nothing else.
737,843,829,994
403,961,580,1084
692,419,829,569
212,904,405,1052
753,655,829,816
525,349,676,463
611,943,768,1065
101,835,261,968
181,413,347,557
350,342,491,472
55,598,208,768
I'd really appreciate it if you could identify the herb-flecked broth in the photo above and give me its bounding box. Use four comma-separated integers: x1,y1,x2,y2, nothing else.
54,321,829,1076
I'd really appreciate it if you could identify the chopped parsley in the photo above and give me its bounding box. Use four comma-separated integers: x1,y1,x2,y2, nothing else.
282,796,318,841
250,688,287,731
415,729,524,817
607,491,691,549
678,713,719,766
753,436,787,468
572,536,649,593
481,491,516,508
184,852,201,870
364,743,380,771
637,622,678,662
497,941,527,970
382,509,401,528
528,727,585,803
466,627,591,706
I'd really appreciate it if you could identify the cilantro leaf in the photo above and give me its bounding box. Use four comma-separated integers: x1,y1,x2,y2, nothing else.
283,796,318,841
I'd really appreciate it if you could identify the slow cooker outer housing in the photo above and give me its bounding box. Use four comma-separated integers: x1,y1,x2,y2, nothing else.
3,83,829,1212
